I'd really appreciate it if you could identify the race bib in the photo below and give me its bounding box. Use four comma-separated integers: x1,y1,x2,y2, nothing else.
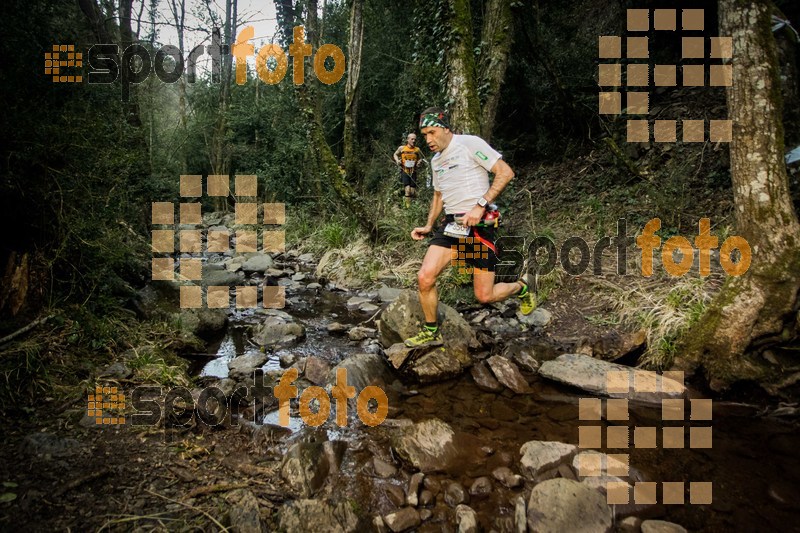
443,222,471,238
404,160,416,168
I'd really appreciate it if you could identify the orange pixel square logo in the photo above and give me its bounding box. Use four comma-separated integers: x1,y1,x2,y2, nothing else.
598,9,732,143
450,237,490,274
46,44,83,83
87,386,125,425
577,369,713,506
152,175,286,309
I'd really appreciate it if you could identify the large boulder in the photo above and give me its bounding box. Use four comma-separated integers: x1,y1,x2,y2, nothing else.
326,352,394,392
280,441,346,497
241,253,274,273
520,441,577,482
391,418,483,474
379,290,477,351
251,316,306,348
379,291,477,382
178,308,228,339
527,478,613,533
538,354,685,404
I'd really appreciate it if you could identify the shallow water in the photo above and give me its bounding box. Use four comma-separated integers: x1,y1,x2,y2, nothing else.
192,285,800,532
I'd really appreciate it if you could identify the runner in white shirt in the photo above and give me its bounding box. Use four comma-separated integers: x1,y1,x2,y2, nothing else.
405,107,536,348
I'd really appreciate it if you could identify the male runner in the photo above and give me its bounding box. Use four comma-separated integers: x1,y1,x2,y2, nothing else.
393,133,425,208
405,108,535,348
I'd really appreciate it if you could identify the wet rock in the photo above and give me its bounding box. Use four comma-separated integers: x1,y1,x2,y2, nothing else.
298,253,315,263
424,477,441,496
266,268,288,278
228,353,268,380
360,303,380,314
493,466,523,489
445,482,468,507
226,257,245,272
520,441,577,482
99,362,132,379
303,356,331,385
487,356,532,394
277,499,357,533
392,418,460,473
216,377,237,397
306,282,322,290
383,507,421,532
407,472,425,506
241,253,275,273
470,361,503,392
373,457,398,478
280,441,346,497
326,352,393,392
455,504,479,533
378,285,403,303
592,329,647,361
327,321,349,334
401,345,472,384
419,489,434,507
618,516,642,533
581,475,630,495
291,272,306,282
470,310,490,324
510,348,540,373
347,296,373,311
419,509,433,521
225,489,262,533
538,354,685,404
348,326,377,341
641,520,687,533
527,478,612,533
469,476,492,498
517,308,552,327
384,484,406,507
252,316,306,348
23,433,79,457
378,290,477,377
279,353,296,367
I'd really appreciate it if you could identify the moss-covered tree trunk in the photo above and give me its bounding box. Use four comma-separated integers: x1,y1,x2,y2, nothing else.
278,0,375,237
445,0,481,134
678,0,800,390
479,0,513,142
343,0,363,183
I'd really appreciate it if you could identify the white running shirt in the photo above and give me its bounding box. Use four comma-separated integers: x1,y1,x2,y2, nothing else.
431,134,502,215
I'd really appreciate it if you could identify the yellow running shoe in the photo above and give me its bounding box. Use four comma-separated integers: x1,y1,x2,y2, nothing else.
404,326,443,348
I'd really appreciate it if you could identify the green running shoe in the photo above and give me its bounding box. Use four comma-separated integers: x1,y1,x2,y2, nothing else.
518,273,537,315
404,326,443,348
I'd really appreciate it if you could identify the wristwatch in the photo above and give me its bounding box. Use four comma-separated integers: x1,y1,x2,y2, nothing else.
477,197,488,208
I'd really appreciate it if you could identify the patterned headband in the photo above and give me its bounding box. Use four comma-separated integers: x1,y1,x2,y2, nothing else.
419,112,449,129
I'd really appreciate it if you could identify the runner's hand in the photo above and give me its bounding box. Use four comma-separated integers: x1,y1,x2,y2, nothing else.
411,225,432,240
458,206,486,227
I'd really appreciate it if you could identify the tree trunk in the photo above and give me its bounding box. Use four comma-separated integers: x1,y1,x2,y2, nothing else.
276,0,375,237
445,0,481,134
169,0,188,173
343,0,363,182
678,0,800,391
478,0,512,142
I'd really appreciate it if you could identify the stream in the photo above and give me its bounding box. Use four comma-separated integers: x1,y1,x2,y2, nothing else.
186,257,800,532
